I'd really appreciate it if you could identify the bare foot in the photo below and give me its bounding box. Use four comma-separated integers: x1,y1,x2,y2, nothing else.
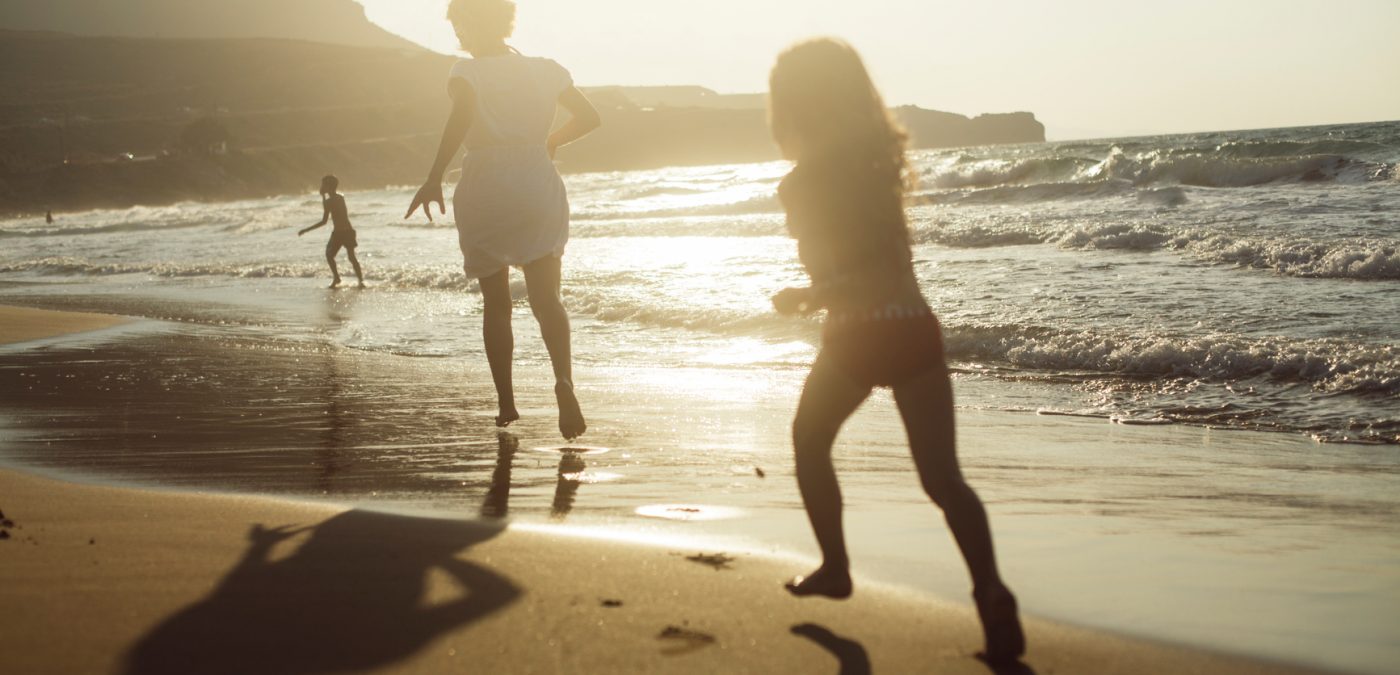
784,566,853,599
495,406,520,428
974,585,1026,663
555,381,586,440
329,278,342,289
356,281,366,289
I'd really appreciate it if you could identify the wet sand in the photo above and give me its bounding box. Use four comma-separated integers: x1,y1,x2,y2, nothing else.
0,304,127,344
0,467,1322,675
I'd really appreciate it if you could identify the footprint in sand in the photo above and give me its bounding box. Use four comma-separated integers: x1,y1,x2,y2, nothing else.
657,624,717,656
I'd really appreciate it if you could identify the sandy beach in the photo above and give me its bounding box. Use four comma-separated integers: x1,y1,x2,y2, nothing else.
0,465,1325,675
0,305,128,345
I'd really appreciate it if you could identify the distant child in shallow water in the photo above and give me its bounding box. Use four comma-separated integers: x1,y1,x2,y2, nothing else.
300,175,364,289
768,38,1024,662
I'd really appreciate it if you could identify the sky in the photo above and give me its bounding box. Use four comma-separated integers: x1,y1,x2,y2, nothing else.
358,0,1400,140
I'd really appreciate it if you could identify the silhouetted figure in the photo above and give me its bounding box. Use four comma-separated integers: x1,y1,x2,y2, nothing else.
45,210,53,224
768,39,1025,663
406,0,601,440
300,175,364,289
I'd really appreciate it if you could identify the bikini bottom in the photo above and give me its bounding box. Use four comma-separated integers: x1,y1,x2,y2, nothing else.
821,313,946,389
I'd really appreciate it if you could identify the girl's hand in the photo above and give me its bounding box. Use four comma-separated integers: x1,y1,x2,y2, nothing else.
772,286,817,315
405,181,446,222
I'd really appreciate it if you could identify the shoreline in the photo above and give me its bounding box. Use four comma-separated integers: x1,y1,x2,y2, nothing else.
0,466,1323,675
0,304,129,346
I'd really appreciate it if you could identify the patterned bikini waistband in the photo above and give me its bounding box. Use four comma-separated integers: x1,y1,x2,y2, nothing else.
826,303,934,325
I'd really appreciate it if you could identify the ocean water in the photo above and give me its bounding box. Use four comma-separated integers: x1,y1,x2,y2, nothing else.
3,120,1396,444
1,121,1399,673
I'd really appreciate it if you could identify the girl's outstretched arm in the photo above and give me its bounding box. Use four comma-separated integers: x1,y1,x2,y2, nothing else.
406,78,477,222
547,87,602,159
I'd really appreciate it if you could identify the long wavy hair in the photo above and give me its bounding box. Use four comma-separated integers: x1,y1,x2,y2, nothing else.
769,38,909,193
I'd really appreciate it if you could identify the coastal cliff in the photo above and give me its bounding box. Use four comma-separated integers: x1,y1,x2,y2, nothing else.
0,31,1045,213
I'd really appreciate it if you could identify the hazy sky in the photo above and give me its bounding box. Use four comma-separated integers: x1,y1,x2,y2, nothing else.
359,0,1400,139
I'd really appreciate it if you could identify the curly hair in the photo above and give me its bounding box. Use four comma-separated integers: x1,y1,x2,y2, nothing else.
447,0,517,48
769,38,909,190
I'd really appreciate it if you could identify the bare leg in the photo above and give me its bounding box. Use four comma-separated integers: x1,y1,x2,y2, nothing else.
346,248,364,288
522,255,585,440
786,350,871,599
893,362,1023,661
478,269,518,426
325,243,342,288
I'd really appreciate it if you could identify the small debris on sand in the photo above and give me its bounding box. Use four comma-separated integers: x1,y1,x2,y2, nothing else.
754,466,766,478
657,624,717,655
89,538,96,545
684,552,735,570
0,530,9,540
600,598,624,608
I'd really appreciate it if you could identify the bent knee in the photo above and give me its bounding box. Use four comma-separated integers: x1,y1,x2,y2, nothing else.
526,288,564,311
921,475,970,506
792,419,838,454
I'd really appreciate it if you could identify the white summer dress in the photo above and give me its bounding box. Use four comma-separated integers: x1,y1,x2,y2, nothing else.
449,55,574,278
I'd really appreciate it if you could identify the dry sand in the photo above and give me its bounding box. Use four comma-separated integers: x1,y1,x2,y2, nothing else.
0,305,128,345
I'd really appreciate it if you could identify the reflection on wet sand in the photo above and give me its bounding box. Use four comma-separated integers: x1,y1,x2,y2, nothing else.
480,432,517,519
552,453,585,521
480,431,588,522
0,331,563,502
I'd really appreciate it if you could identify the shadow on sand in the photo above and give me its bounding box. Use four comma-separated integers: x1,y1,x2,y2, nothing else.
791,622,1039,675
123,510,519,675
792,623,871,675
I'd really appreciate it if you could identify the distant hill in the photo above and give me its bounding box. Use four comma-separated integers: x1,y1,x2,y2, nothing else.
0,31,1045,213
0,0,421,51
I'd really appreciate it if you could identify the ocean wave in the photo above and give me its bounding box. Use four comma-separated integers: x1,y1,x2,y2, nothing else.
918,145,1394,203
566,287,818,342
914,180,1135,206
943,323,1400,397
0,219,219,238
915,219,1400,280
0,257,477,291
925,156,1096,189
1210,138,1393,160
1173,234,1400,280
1090,148,1383,188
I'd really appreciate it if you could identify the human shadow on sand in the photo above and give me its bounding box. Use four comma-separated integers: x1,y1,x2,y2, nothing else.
123,510,519,675
792,623,871,675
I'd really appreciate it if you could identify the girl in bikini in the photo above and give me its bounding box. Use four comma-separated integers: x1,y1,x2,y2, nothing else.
769,38,1025,662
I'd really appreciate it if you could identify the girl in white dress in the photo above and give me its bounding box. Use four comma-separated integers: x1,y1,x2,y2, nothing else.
407,0,601,440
